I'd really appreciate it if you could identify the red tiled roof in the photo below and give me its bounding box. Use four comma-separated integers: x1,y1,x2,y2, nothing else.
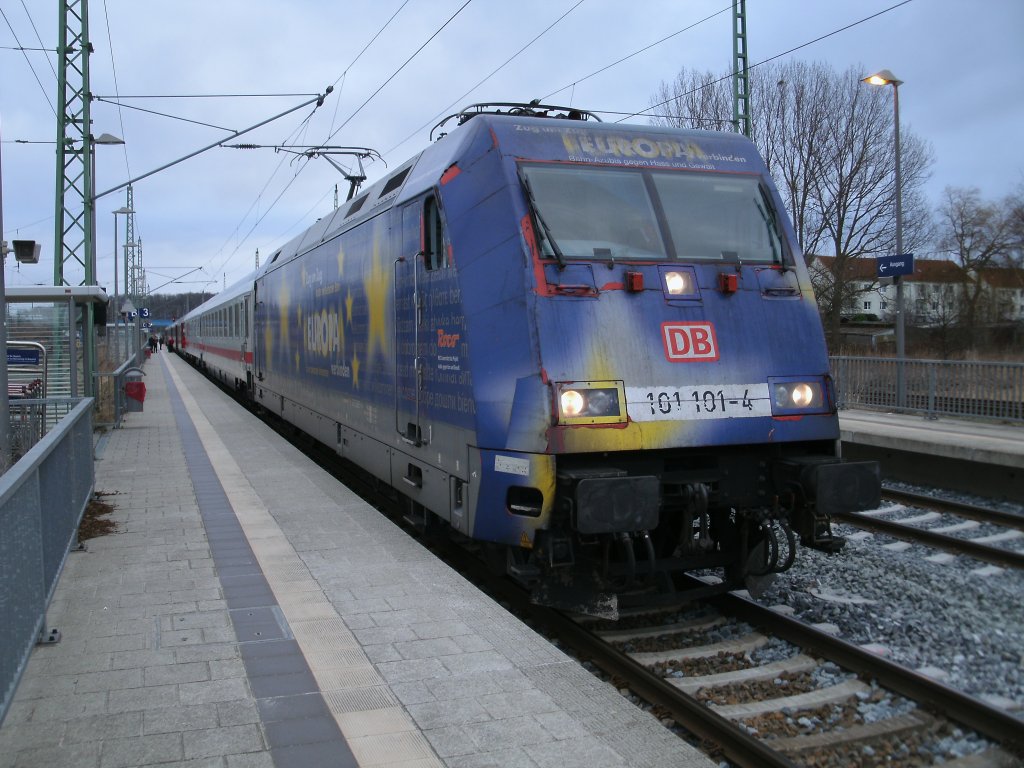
906,259,971,284
977,267,1024,289
809,255,877,280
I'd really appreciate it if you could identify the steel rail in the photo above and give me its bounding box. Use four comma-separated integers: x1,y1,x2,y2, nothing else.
704,584,1024,753
882,486,1024,530
479,573,799,768
832,510,1024,570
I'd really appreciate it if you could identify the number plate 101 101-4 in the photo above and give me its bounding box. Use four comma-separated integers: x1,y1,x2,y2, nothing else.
625,383,772,422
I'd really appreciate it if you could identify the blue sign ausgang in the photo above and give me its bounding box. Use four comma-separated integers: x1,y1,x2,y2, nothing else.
876,253,914,278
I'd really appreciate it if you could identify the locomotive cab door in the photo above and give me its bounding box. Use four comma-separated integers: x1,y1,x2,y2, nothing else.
253,280,266,383
395,194,448,448
395,201,427,446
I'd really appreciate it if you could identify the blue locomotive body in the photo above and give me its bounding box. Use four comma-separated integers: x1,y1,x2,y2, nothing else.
176,105,879,615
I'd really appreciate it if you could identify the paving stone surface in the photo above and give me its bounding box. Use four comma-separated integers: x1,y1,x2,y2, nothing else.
0,352,713,768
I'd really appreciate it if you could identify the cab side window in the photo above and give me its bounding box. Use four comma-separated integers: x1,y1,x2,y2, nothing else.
423,195,447,271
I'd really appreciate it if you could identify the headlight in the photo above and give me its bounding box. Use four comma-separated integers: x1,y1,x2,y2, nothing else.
770,378,828,413
665,271,694,295
555,381,626,425
560,389,586,417
662,267,700,298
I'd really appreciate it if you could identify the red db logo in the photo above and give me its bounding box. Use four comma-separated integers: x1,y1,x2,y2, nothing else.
661,322,719,362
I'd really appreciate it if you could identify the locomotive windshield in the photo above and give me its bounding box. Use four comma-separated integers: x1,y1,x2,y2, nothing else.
520,164,786,265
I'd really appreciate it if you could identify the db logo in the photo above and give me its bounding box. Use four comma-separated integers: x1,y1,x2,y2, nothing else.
661,322,719,362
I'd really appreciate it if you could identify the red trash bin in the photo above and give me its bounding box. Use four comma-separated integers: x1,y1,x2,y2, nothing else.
125,377,146,412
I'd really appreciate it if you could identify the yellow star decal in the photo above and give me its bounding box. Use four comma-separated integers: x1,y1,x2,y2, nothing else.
337,308,345,358
351,350,360,388
337,245,345,275
345,289,354,326
363,227,390,361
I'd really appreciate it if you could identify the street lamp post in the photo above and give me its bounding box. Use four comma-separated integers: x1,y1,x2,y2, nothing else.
112,206,133,362
86,133,124,396
123,239,137,357
864,69,906,409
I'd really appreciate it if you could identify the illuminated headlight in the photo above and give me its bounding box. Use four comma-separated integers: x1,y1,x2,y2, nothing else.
561,389,586,417
664,270,695,295
770,378,828,413
555,381,626,425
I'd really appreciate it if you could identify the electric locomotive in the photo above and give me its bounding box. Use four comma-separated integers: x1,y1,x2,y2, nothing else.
177,103,880,617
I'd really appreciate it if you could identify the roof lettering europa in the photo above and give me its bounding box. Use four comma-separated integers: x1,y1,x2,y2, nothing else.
490,119,757,171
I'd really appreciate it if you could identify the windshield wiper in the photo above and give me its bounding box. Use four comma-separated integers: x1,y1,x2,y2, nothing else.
519,170,566,270
754,186,783,268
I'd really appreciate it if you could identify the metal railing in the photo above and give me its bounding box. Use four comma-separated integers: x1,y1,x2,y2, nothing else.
831,356,1024,422
0,398,94,727
6,398,84,460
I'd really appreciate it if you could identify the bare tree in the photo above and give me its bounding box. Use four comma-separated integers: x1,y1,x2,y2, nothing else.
650,70,734,133
938,186,1022,327
1005,184,1024,271
649,61,934,348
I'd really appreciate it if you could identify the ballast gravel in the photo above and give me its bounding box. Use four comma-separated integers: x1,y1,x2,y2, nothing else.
755,484,1024,713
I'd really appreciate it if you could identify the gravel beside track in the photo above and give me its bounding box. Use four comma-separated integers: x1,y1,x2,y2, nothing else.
753,501,1024,713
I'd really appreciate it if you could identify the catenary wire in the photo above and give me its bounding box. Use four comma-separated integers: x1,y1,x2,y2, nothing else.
325,0,413,139
204,1,474,286
0,6,56,117
615,0,915,123
100,0,133,180
323,0,475,145
18,0,56,80
381,0,588,160
93,97,237,132
540,3,732,103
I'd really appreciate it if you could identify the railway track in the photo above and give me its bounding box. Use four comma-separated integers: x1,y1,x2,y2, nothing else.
569,581,1023,767
439,535,1021,768
833,487,1024,570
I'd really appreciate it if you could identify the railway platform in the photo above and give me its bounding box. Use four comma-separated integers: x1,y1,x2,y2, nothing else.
838,408,1023,502
0,352,713,768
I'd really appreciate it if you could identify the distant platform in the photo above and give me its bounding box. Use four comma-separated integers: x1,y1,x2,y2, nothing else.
839,409,1023,501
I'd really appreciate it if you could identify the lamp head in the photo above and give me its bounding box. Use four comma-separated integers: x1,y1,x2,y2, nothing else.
864,69,903,87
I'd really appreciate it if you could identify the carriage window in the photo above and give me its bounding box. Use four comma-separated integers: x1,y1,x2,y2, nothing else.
423,195,447,271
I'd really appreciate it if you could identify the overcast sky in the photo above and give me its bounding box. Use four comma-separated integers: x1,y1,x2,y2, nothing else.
2,0,1022,296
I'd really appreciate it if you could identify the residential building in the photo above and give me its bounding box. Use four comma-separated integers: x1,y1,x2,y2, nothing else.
807,255,972,325
974,266,1024,322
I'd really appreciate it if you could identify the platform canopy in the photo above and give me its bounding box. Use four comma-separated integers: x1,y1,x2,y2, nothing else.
5,286,108,304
